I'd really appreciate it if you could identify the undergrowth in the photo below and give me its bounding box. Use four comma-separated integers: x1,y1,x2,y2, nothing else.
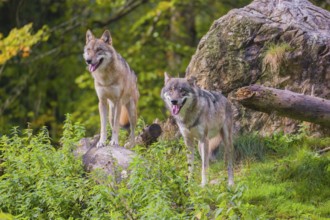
240,127,330,219
0,117,329,219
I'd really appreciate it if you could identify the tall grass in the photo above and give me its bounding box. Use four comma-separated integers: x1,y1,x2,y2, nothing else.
263,42,292,74
0,117,329,219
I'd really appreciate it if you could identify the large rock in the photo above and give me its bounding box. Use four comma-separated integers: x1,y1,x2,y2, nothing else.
75,125,163,179
186,0,330,135
76,135,135,181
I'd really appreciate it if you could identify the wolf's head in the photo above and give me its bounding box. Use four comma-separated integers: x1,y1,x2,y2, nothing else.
83,30,115,72
161,72,196,116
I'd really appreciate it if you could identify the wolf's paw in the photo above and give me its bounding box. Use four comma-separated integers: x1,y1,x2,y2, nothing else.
201,180,207,188
110,140,119,147
228,179,234,187
124,141,135,149
96,141,106,148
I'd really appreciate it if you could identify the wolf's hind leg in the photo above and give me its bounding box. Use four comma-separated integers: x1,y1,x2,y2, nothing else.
110,101,121,147
124,99,137,148
220,125,234,186
198,138,209,187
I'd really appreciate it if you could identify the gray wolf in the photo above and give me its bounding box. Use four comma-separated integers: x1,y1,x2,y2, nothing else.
83,29,139,148
161,72,234,186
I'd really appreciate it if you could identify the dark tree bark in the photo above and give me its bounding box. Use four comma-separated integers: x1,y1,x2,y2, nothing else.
235,85,330,128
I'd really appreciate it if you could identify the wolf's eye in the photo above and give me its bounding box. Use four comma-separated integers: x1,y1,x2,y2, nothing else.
96,47,102,52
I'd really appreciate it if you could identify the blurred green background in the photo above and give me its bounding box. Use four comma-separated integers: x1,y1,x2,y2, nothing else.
0,0,328,141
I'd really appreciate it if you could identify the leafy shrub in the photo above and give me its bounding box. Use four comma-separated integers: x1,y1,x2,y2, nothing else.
120,140,256,219
0,115,88,219
2,116,328,219
0,116,252,219
264,125,309,154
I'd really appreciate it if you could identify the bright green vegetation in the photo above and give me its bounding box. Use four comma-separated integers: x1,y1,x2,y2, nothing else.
0,116,329,219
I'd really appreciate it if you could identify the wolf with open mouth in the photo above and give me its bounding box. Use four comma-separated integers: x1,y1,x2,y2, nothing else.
83,30,139,149
161,72,234,186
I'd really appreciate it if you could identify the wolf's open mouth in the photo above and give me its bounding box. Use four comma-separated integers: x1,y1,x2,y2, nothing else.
171,98,187,115
88,58,104,72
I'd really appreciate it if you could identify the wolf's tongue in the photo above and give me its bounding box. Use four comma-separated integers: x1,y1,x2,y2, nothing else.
89,64,96,72
172,105,180,115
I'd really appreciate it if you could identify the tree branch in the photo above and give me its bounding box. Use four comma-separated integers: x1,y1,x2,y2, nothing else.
92,0,149,27
317,147,330,155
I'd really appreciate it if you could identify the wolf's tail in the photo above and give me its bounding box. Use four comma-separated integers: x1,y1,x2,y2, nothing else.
208,135,222,160
119,105,130,129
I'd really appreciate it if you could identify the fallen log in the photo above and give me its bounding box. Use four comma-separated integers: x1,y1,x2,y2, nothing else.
317,147,330,155
235,85,330,128
135,123,162,147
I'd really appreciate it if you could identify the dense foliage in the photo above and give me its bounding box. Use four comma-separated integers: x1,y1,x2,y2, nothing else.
0,117,329,219
0,0,328,140
0,0,254,140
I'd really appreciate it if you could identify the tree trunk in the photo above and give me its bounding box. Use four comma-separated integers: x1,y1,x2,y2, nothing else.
235,85,330,128
167,2,196,75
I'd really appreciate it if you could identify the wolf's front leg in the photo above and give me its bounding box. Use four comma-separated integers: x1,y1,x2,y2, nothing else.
108,100,114,129
199,138,209,187
184,138,195,181
97,99,108,148
110,102,121,147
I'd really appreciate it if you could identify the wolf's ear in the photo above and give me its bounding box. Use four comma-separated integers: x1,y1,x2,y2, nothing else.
86,30,94,44
164,72,171,84
187,77,197,87
101,30,112,45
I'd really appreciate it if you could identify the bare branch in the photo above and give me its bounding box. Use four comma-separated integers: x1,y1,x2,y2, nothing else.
317,147,330,155
92,0,149,27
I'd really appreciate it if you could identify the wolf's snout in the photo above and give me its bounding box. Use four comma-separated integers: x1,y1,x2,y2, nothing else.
86,59,92,64
171,100,178,105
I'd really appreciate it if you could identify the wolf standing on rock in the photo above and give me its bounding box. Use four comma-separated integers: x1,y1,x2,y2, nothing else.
161,72,234,186
83,30,139,148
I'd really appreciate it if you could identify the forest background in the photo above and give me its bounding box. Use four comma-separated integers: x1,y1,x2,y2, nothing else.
0,0,327,142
